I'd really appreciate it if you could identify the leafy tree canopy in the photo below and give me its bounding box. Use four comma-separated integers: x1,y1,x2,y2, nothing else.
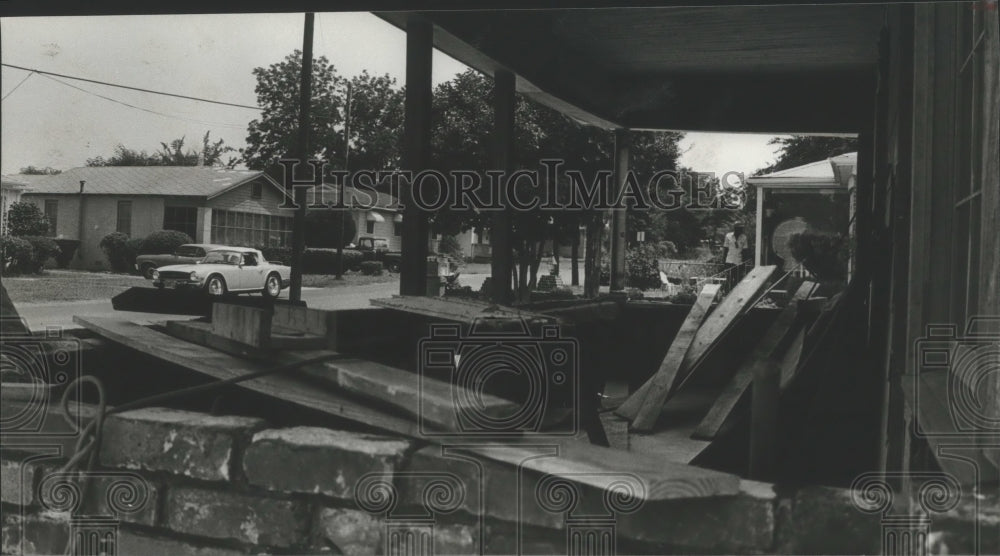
86,132,235,167
18,166,61,175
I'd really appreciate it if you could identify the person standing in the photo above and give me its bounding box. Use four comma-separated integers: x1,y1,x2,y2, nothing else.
724,224,749,286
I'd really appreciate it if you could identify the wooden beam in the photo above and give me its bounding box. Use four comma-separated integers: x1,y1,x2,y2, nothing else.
615,283,720,429
624,266,778,416
755,188,765,266
610,129,629,291
288,12,314,302
400,15,433,296
490,69,515,304
693,281,816,441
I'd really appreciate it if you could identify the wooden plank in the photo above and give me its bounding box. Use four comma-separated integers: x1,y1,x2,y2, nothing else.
692,281,816,440
212,303,270,348
73,316,421,437
272,305,337,349
627,387,717,465
78,316,742,501
371,295,559,325
616,284,720,429
619,266,776,423
292,355,522,433
1,282,30,336
599,411,629,450
778,328,806,390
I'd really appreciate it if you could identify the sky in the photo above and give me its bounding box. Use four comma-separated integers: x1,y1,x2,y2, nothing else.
0,12,786,177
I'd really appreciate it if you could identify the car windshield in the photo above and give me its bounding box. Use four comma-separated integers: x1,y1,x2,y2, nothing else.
202,251,241,265
175,246,202,257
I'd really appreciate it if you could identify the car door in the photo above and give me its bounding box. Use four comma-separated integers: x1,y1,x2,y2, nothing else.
237,253,263,291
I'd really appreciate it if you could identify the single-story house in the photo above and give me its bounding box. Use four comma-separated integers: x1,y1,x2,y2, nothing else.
1,175,31,236
17,166,294,270
746,152,856,277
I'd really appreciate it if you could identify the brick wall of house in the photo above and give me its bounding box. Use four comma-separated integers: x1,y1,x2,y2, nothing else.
3,404,990,555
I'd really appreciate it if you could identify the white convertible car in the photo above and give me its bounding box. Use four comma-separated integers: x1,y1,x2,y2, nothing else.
150,247,291,297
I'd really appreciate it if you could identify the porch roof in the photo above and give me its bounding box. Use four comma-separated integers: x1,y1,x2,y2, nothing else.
374,4,884,134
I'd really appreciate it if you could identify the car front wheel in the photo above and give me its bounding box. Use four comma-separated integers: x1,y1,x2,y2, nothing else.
263,273,282,298
205,275,227,296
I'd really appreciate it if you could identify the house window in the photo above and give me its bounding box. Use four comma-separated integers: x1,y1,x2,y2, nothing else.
366,220,375,234
44,200,58,237
251,182,263,200
116,201,132,235
211,209,291,247
163,206,198,240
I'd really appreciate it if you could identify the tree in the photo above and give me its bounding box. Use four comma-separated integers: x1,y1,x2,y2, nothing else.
86,132,235,167
18,166,61,175
6,202,51,236
757,136,858,175
243,50,345,170
344,71,405,172
304,210,356,249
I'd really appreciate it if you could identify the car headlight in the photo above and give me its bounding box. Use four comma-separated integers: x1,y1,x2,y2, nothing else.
189,271,200,281
151,270,159,280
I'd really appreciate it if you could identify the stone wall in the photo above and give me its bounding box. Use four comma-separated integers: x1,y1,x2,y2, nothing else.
1,406,992,555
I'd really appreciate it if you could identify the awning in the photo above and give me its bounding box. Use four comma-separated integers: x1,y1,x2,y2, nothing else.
366,211,385,223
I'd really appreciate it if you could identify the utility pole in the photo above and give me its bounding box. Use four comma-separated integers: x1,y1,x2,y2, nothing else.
288,12,314,302
337,80,352,280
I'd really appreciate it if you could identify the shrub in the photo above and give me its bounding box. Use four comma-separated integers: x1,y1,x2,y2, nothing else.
100,232,135,272
788,232,848,281
1,235,34,275
53,239,80,268
259,246,292,265
21,236,61,273
625,244,662,290
304,210,356,249
301,248,364,274
139,230,192,255
359,260,384,276
6,202,51,236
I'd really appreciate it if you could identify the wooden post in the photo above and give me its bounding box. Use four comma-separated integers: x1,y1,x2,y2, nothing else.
288,12,314,303
754,186,765,266
400,16,433,296
610,129,629,291
490,69,515,304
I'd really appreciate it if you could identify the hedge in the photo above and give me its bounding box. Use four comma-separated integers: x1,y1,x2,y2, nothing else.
359,260,384,276
140,230,192,255
100,232,141,272
54,239,80,268
22,236,61,274
1,236,34,275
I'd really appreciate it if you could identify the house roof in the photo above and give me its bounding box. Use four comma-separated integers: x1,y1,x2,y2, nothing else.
312,183,402,212
1,175,31,190
747,152,857,189
18,166,270,197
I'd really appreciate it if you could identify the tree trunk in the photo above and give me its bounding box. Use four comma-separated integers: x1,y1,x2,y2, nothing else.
571,228,580,286
528,240,545,291
584,214,603,298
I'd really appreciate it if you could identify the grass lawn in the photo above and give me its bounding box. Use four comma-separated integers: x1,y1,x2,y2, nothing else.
3,270,151,304
4,269,398,304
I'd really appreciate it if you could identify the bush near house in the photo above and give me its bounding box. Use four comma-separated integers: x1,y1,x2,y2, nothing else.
139,230,193,254
359,260,384,276
21,236,61,274
302,248,364,274
259,246,291,265
788,231,849,281
100,232,138,273
435,235,463,259
1,236,34,275
5,202,51,237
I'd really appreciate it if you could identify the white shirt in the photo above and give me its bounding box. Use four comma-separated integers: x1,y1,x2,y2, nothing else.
724,232,747,264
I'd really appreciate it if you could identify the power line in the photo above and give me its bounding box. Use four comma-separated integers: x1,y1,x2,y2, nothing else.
39,73,248,129
1,70,35,101
2,63,261,110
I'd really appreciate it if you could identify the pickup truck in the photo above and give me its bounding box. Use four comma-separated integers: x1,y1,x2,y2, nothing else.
135,243,226,279
356,236,402,272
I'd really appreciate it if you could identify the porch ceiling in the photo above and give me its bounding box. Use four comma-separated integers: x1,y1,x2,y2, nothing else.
376,5,885,133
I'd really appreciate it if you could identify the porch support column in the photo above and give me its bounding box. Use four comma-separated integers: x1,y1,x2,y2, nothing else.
399,16,433,296
489,69,515,304
609,128,630,292
754,187,765,266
